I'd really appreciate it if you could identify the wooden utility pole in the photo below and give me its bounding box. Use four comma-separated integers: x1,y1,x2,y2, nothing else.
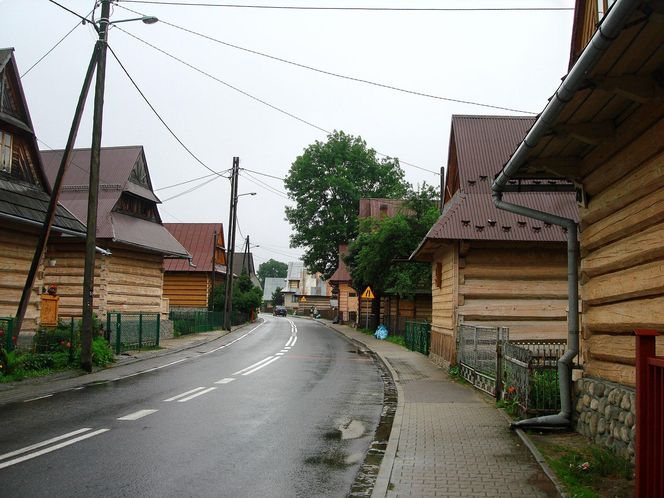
224,157,240,330
210,230,217,311
81,0,111,372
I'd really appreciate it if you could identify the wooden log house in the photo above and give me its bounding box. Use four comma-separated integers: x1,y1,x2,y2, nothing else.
0,48,87,332
40,146,190,319
163,223,227,310
412,115,578,367
328,245,358,323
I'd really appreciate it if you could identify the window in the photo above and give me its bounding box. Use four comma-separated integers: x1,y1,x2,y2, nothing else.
435,262,442,288
292,295,298,303
349,292,357,297
0,131,12,172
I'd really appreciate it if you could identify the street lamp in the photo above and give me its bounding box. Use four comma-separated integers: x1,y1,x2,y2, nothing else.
80,0,157,371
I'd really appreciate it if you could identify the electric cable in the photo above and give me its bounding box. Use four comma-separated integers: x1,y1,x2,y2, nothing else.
155,170,231,191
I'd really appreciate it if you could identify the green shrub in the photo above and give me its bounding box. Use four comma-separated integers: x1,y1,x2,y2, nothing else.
91,337,114,367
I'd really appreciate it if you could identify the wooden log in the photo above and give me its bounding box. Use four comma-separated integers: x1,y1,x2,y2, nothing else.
462,265,567,281
460,279,567,299
462,319,567,339
582,259,664,305
459,298,568,321
580,184,664,252
584,296,664,333
583,359,635,387
581,222,664,279
581,150,664,226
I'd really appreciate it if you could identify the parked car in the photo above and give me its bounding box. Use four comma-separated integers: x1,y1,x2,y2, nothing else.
273,305,287,317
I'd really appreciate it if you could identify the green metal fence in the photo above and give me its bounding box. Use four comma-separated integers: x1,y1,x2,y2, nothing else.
0,317,16,352
107,312,160,354
404,320,431,355
169,310,224,335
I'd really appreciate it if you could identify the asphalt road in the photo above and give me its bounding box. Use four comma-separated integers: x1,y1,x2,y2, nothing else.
0,315,384,497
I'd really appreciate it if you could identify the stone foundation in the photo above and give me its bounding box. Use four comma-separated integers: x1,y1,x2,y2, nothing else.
573,376,635,461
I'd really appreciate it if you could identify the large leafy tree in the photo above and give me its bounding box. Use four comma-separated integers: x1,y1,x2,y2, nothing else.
346,184,440,298
285,130,408,278
257,259,288,287
213,271,263,315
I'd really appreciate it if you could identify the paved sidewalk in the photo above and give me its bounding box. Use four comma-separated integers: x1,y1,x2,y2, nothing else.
322,321,561,498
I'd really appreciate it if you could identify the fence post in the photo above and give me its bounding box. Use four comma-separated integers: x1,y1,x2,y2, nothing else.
69,317,75,363
156,313,160,347
635,328,660,498
496,340,503,400
115,313,122,355
138,313,143,349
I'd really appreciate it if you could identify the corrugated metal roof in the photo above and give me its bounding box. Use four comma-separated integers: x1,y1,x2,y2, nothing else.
111,213,189,257
451,115,535,192
328,245,351,283
287,261,304,280
229,251,261,288
163,223,224,272
262,277,285,301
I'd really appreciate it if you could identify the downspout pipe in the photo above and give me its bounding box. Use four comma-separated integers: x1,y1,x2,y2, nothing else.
492,192,578,429
490,0,640,430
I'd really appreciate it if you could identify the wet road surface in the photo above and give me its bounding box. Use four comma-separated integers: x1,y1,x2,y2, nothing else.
0,315,384,497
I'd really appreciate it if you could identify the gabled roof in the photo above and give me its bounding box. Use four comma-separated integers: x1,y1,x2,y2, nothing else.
163,223,226,272
286,261,304,280
40,146,189,257
328,244,352,284
0,48,84,234
413,115,578,261
230,251,261,288
262,277,284,301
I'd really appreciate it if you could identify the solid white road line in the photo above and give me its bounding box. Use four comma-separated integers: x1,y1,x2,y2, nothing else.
117,409,158,421
242,356,280,376
23,394,53,402
177,387,216,402
291,336,298,346
0,428,92,462
164,387,206,402
0,428,110,470
232,356,274,376
280,349,288,353
285,336,294,347
214,378,235,384
276,353,284,356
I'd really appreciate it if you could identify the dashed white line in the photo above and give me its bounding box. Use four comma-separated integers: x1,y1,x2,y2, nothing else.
242,356,280,376
23,394,53,402
214,378,235,384
0,428,110,470
276,353,284,356
177,387,216,402
0,428,92,462
164,387,206,402
117,409,158,421
291,336,298,346
233,356,274,376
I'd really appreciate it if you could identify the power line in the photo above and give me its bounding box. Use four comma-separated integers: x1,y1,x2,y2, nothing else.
117,1,574,12
47,0,97,27
161,174,222,202
241,170,289,198
155,170,230,191
116,3,537,115
241,168,285,182
108,43,230,180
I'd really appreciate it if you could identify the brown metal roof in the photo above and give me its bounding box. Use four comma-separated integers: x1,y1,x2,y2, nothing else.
163,223,225,272
412,115,579,261
450,115,535,192
328,244,351,283
358,198,407,218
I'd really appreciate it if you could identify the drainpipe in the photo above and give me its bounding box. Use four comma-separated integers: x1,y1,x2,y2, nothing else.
490,0,640,430
492,192,578,429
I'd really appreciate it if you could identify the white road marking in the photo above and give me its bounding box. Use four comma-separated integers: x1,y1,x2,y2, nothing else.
0,428,110,470
23,394,53,402
117,409,158,421
0,428,92,462
177,387,216,402
285,336,294,347
280,349,288,353
203,320,265,355
291,336,298,346
242,356,280,376
276,353,284,356
214,378,235,384
164,387,206,402
233,356,274,375
284,346,291,350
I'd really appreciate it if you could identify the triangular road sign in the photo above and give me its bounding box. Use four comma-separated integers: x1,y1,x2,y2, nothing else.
361,286,375,299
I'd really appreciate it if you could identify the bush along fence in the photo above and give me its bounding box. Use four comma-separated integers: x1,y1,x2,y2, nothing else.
0,316,16,352
169,310,224,335
404,320,431,355
107,312,160,354
456,324,566,417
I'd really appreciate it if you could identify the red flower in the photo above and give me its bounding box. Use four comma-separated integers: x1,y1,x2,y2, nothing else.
507,386,517,395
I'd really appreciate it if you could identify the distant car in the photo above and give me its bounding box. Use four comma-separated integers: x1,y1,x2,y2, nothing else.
273,305,287,317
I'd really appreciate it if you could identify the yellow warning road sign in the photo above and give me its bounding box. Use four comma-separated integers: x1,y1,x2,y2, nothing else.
299,296,307,303
361,286,375,299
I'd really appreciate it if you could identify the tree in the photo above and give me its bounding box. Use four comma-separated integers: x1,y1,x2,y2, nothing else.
271,287,284,305
257,259,288,287
285,130,408,278
346,184,440,299
213,271,262,316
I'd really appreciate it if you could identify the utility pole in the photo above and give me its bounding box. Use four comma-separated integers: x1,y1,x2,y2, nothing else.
210,229,217,311
224,157,240,330
80,0,111,372
241,235,250,275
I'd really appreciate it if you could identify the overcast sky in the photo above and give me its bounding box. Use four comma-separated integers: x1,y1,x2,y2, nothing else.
2,0,574,268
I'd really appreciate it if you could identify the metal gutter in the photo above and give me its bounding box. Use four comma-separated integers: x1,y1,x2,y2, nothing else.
491,0,641,430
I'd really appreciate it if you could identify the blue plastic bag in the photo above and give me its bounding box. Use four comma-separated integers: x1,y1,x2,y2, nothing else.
374,324,388,340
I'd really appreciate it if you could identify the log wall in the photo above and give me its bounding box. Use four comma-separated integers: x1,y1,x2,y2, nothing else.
337,282,357,323
578,122,664,387
458,241,569,341
429,244,457,366
163,272,210,308
0,223,43,331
